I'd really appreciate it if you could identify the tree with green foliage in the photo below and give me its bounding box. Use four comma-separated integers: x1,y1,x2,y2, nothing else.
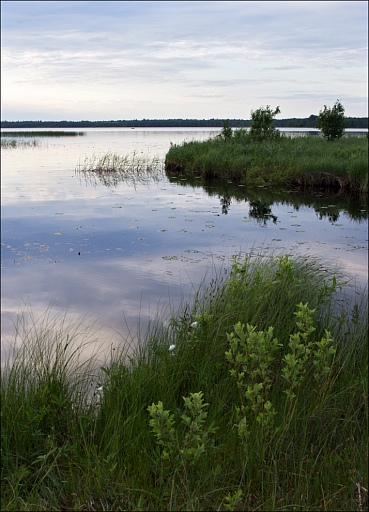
249,105,281,141
316,100,345,140
219,119,233,142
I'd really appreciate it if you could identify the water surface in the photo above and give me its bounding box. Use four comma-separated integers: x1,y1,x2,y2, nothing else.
1,128,367,359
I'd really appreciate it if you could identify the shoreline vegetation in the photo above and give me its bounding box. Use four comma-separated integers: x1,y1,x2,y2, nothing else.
1,254,368,511
165,133,368,194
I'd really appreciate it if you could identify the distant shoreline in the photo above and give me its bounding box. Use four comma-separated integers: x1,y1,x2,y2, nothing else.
1,116,368,129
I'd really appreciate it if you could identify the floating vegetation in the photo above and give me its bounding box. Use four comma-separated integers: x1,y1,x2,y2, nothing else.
1,138,39,148
1,130,85,137
76,151,164,187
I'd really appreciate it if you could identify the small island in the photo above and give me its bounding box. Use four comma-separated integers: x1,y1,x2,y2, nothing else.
165,104,368,194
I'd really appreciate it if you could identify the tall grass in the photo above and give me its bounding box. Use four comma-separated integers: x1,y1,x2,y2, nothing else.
76,151,164,187
1,255,367,510
1,131,85,137
165,134,368,193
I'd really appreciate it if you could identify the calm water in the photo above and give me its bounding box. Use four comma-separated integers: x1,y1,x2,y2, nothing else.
1,128,368,360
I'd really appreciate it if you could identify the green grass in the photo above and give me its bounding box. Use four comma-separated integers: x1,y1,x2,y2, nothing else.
165,133,368,193
1,131,85,137
1,255,368,511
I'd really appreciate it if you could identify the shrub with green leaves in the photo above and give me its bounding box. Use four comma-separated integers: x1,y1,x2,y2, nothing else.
148,391,217,466
225,302,338,441
316,99,345,140
249,105,281,142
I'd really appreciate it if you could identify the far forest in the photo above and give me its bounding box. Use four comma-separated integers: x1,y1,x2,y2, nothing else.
1,115,368,129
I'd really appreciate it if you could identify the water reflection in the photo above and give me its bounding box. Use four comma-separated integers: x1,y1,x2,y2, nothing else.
165,172,368,224
1,129,368,361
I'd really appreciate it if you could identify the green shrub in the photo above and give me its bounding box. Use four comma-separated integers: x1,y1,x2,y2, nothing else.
316,99,345,140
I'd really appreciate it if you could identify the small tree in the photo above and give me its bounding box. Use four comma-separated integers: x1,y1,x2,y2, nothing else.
219,119,233,142
316,100,345,140
249,105,281,142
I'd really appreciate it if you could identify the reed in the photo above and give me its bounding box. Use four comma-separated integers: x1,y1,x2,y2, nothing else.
1,255,367,511
76,151,164,187
1,138,39,148
1,131,85,137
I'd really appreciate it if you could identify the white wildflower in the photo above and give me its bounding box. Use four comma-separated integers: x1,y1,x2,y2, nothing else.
169,344,176,352
190,322,198,329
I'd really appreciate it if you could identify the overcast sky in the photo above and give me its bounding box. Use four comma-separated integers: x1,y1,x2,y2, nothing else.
1,1,368,121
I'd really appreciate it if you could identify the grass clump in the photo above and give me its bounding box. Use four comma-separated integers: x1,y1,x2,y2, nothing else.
1,138,39,149
76,151,164,187
1,255,368,510
165,132,368,193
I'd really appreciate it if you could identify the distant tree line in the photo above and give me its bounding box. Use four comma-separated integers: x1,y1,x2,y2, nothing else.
1,116,367,129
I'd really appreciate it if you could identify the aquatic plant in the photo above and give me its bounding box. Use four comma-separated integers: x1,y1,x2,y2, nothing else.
76,151,164,187
1,131,85,137
1,138,39,148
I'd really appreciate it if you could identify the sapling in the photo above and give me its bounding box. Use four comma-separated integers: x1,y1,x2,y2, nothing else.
282,302,337,423
148,391,217,466
225,322,282,439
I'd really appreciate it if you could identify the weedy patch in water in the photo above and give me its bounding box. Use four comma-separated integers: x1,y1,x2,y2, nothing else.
1,138,40,148
76,151,164,187
1,131,85,137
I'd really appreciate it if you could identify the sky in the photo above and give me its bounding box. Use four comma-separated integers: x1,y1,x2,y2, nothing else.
1,0,368,121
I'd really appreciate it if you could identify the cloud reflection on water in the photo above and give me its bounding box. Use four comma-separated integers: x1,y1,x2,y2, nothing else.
1,129,367,364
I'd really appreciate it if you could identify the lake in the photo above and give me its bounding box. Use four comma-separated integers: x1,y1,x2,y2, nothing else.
1,128,368,361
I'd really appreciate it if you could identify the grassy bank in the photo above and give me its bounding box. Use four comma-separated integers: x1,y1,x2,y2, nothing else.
165,133,368,193
1,255,368,511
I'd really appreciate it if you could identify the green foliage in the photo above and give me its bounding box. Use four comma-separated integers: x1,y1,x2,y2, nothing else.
224,489,243,510
225,322,281,438
249,105,281,142
165,129,368,192
148,391,217,466
224,302,337,443
316,99,346,140
1,257,368,510
219,119,233,142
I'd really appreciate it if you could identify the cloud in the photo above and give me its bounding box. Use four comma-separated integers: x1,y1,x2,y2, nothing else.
1,1,367,119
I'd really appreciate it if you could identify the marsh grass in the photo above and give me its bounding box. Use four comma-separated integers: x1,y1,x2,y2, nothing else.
1,138,39,149
76,151,164,187
165,133,368,193
1,255,367,511
1,131,85,137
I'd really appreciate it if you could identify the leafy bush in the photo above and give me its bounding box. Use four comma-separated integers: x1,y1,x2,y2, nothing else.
316,99,345,140
249,105,281,141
